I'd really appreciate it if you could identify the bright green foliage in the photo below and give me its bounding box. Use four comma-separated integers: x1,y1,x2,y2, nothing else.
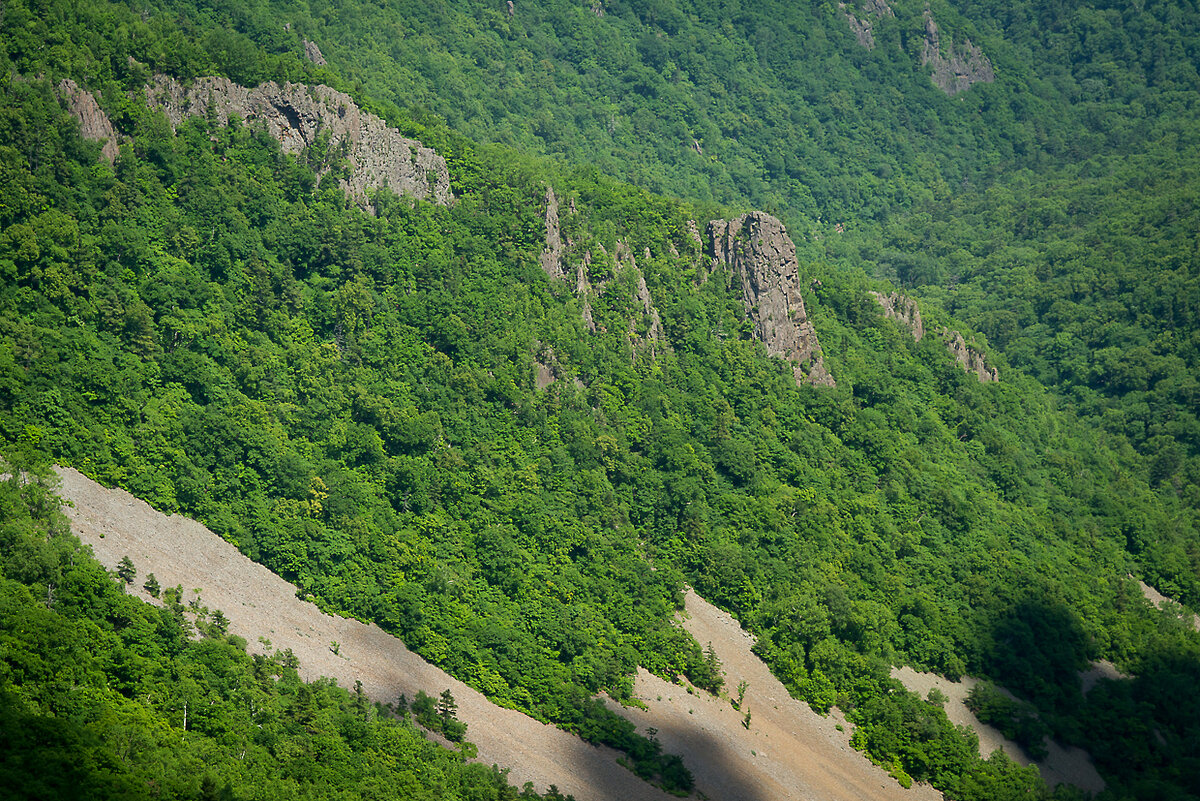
0,463,567,801
2,1,1200,800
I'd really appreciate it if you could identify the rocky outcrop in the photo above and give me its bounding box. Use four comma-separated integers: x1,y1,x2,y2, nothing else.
57,79,120,164
145,75,450,209
840,0,894,50
944,329,999,382
534,359,556,390
615,240,666,351
575,251,597,333
540,187,567,281
921,8,994,95
540,192,666,354
635,272,666,344
55,74,448,206
532,343,584,391
871,290,997,382
708,212,835,388
303,39,327,66
871,290,924,341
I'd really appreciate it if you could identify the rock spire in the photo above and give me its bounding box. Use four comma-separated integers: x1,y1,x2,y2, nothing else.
708,212,835,387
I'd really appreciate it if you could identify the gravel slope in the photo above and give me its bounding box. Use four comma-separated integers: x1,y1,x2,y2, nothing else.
890,666,1105,793
61,466,943,801
622,591,942,801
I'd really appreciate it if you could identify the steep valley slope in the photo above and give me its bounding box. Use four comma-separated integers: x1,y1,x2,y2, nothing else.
60,466,939,801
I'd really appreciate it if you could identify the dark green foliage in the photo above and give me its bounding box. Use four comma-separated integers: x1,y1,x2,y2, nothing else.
2,1,1200,800
0,463,565,801
966,682,1050,760
116,555,136,585
856,148,1200,608
411,690,439,730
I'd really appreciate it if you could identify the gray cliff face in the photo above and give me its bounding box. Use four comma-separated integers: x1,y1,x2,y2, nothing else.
944,330,999,382
840,0,894,50
707,212,835,388
57,79,120,165
635,271,666,345
303,39,327,66
871,291,998,382
145,75,450,209
576,250,597,333
540,187,567,282
871,291,924,341
615,240,666,354
921,9,994,95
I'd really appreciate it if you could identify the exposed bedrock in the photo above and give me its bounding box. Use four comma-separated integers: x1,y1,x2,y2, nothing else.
872,290,998,382
145,75,450,209
707,212,835,388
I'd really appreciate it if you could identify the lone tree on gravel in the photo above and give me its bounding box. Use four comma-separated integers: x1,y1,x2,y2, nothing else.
437,689,467,742
116,555,136,586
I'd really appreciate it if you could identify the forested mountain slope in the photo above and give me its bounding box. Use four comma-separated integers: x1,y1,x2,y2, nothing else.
156,0,1198,222
2,1,1200,800
0,467,562,801
116,0,1200,594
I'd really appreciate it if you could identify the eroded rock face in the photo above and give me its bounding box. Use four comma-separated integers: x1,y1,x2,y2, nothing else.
871,290,924,341
871,290,997,382
540,192,666,353
708,212,835,388
575,251,597,333
57,79,119,164
540,187,567,281
944,330,999,382
921,9,994,95
303,39,327,66
634,272,665,343
616,240,667,350
841,0,894,50
145,75,450,209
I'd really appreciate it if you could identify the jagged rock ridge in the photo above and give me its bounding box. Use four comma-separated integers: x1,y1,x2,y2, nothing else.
57,79,120,165
145,75,450,209
871,291,998,382
871,290,924,341
707,213,835,388
840,0,894,50
540,188,666,361
303,39,327,66
616,239,667,356
944,330,999,382
921,8,994,95
540,187,567,282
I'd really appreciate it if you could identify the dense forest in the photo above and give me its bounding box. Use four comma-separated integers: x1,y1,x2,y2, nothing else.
0,464,573,801
2,0,1200,799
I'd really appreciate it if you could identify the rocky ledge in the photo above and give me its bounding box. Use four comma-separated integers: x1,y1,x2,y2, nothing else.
921,9,994,95
57,79,120,164
872,290,998,382
58,75,450,211
841,0,894,50
708,212,835,388
145,75,450,209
